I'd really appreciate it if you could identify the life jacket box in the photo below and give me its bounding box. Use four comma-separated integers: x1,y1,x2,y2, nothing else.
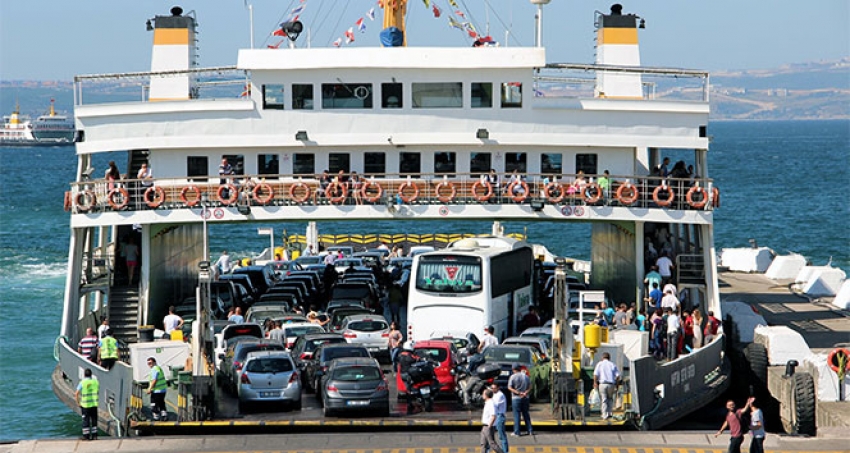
475,363,502,380
407,361,435,382
127,341,191,383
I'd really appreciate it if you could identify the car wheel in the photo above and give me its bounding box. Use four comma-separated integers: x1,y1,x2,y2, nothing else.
323,404,333,417
292,398,302,411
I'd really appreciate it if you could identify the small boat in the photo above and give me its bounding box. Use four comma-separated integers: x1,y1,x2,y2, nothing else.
1,99,76,146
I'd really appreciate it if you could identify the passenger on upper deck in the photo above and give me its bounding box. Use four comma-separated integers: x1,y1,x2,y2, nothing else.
105,161,121,192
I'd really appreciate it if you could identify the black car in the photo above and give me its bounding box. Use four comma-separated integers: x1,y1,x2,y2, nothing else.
320,357,390,416
211,280,254,311
219,274,258,300
289,332,347,385
304,343,371,393
232,265,277,296
266,285,306,309
330,282,377,309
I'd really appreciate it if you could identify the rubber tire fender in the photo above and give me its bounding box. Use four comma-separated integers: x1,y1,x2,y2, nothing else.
792,372,816,436
744,342,769,396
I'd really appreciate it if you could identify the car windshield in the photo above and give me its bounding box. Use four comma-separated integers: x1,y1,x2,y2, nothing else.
237,344,285,360
284,326,323,337
415,347,448,362
415,255,482,294
306,338,343,352
331,365,381,381
347,320,387,332
246,357,293,373
484,348,530,363
324,348,369,360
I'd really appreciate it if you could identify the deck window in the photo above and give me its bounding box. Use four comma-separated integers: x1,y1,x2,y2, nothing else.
262,84,285,110
505,152,527,173
382,83,403,108
293,84,314,110
434,152,456,176
222,154,245,176
293,154,315,175
470,152,491,176
541,153,562,174
501,82,522,108
399,152,421,177
576,154,598,175
322,83,373,109
365,152,386,177
258,154,280,178
471,83,493,108
187,156,208,181
329,153,351,174
412,83,462,108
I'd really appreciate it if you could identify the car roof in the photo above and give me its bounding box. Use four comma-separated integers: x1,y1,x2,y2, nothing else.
329,357,379,367
343,314,388,323
503,336,544,344
245,350,292,360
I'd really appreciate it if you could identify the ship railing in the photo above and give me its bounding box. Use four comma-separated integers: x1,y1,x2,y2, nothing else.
68,172,719,214
73,66,247,106
536,64,710,102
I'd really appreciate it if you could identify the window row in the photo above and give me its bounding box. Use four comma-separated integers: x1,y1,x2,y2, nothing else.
187,152,599,178
262,82,523,110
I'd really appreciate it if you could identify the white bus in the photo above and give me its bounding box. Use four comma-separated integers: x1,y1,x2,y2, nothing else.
406,237,535,344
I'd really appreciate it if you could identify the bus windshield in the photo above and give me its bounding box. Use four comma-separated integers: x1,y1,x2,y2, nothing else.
415,255,482,294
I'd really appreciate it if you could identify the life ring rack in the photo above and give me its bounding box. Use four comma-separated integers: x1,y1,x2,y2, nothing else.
327,182,348,204
289,182,311,203
180,185,202,207
75,190,97,212
360,180,383,203
545,182,565,203
217,184,238,206
471,180,493,202
616,182,639,206
827,348,850,373
398,181,420,203
107,187,129,210
144,186,166,208
508,180,529,203
686,186,708,209
435,181,456,203
583,182,602,204
252,183,275,205
652,185,675,207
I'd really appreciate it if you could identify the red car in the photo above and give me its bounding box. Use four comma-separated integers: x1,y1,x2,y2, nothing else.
396,340,459,395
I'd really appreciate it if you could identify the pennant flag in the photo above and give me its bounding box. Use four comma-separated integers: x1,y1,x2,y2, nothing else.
345,27,355,44
455,10,465,18
267,40,284,49
448,0,458,7
480,35,494,43
465,22,476,32
291,4,305,16
272,28,286,36
422,0,430,8
368,7,376,20
333,37,343,47
468,29,477,39
448,16,463,29
534,89,545,97
356,17,366,32
432,4,441,17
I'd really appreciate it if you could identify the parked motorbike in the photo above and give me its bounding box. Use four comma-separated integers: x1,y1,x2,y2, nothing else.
456,353,502,408
403,359,441,413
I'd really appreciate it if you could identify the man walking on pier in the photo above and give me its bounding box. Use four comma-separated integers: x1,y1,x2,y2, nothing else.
146,357,169,421
715,397,753,453
593,352,621,420
75,368,99,440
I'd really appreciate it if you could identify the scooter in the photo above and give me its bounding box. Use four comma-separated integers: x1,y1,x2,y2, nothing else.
456,353,502,408
403,359,441,413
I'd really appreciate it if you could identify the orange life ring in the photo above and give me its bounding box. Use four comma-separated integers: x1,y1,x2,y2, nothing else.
545,182,565,204
360,180,383,203
180,185,201,207
686,186,707,209
583,182,602,204
827,348,850,373
616,183,639,205
435,181,456,203
327,182,348,204
107,187,129,210
712,187,720,208
144,186,166,208
289,182,311,203
471,180,493,202
398,181,419,203
252,183,274,205
75,190,96,212
508,180,529,202
217,184,238,205
652,185,675,207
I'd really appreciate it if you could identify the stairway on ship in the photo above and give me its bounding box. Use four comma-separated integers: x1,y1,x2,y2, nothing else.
108,285,140,346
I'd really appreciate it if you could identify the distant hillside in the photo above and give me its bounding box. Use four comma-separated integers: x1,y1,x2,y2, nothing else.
4,59,848,120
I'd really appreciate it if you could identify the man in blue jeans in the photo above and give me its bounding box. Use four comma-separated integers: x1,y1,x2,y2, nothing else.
507,363,533,436
490,383,508,452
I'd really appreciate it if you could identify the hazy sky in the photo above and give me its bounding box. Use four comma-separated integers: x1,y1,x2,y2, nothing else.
1,0,847,81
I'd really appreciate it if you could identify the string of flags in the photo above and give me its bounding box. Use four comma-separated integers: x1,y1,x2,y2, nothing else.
268,0,309,48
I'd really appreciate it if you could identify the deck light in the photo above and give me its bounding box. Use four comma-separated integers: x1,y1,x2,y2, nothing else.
530,199,545,211
237,205,252,216
280,20,303,42
476,128,489,140
295,130,309,141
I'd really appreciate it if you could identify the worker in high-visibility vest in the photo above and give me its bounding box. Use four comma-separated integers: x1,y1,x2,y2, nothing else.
74,368,99,441
98,329,119,370
146,356,168,421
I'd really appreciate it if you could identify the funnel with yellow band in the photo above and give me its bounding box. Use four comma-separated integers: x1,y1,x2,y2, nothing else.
149,7,197,101
595,4,643,99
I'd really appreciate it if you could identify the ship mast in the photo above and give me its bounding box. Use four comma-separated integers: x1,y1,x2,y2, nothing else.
381,0,408,47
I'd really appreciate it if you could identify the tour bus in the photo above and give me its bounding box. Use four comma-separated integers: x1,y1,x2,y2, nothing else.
406,237,534,345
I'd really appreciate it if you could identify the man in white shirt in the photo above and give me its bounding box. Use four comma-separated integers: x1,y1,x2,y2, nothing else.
214,250,232,277
665,308,681,361
163,306,184,336
480,389,505,453
593,352,621,420
656,253,675,285
490,384,508,453
478,325,499,353
661,288,680,314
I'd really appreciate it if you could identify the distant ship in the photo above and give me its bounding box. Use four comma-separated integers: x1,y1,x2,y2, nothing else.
1,99,76,146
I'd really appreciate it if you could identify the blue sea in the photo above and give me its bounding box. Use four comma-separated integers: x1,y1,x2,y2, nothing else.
0,120,847,440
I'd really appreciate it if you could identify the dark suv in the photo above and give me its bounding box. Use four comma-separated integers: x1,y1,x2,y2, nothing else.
232,265,277,297
304,343,371,393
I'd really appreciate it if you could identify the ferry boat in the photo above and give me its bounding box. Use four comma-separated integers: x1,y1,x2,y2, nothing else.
53,2,727,436
1,99,75,146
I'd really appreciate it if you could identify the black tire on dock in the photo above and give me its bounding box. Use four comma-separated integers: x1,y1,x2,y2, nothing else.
792,372,816,436
744,343,769,396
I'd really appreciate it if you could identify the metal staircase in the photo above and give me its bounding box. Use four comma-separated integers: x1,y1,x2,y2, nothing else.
108,285,140,345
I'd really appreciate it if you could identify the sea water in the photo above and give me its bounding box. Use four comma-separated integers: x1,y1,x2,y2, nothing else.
0,120,847,440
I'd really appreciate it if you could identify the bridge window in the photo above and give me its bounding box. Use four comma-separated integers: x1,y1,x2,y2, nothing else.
576,154,598,175
258,154,280,178
400,152,421,177
505,152,527,173
293,154,315,175
501,82,522,108
412,82,462,108
187,156,208,182
470,152,491,176
322,83,373,109
329,153,350,174
541,153,562,174
262,84,285,110
382,83,403,108
365,152,386,177
222,154,245,176
472,83,493,108
293,84,314,110
434,152,456,176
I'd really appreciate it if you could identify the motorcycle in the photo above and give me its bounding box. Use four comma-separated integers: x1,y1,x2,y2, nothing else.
456,353,502,408
403,359,441,413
